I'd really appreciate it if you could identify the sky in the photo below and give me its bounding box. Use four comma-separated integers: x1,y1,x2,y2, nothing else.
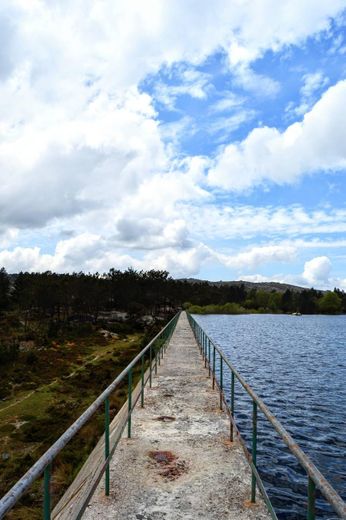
0,0,346,289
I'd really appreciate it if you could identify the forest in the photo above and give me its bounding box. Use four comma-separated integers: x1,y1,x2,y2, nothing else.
0,266,345,327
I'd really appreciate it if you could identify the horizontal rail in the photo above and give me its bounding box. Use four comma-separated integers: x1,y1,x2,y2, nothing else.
0,312,180,519
188,313,346,520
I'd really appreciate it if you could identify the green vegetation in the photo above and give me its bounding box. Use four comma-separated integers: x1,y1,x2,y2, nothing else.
0,330,147,519
186,302,247,314
185,289,345,315
317,291,343,314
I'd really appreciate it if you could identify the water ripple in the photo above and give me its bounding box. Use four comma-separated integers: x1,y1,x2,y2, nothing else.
195,314,346,520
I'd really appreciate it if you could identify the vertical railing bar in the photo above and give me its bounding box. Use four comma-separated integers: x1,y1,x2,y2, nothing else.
149,344,153,388
212,345,216,389
204,332,207,367
251,400,258,503
127,368,132,438
230,371,235,442
141,353,145,408
43,463,51,520
220,355,223,410
104,396,110,496
208,338,211,377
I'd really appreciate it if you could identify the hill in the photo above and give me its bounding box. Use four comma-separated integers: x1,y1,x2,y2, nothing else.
180,278,308,293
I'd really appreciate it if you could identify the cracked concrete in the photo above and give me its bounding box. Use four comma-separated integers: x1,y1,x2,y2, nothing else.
83,312,270,520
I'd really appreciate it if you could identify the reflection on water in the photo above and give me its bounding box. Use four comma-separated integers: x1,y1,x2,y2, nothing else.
194,314,346,519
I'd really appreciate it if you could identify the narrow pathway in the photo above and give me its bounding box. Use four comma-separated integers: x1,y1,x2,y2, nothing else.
0,390,36,414
83,312,270,520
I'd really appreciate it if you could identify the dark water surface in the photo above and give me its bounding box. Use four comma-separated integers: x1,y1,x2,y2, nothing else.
193,314,346,519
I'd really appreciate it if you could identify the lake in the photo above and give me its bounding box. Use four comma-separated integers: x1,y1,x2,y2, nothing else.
193,314,346,519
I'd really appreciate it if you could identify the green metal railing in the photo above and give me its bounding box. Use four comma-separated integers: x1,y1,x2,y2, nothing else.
0,312,180,520
187,313,346,520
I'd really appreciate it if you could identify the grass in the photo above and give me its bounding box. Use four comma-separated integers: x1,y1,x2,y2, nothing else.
0,329,144,519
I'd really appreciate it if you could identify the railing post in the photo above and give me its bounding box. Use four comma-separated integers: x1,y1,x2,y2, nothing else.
251,401,258,503
204,333,207,368
307,476,316,520
141,354,145,408
149,344,152,388
208,338,211,377
220,356,223,410
128,368,132,438
230,371,235,442
212,345,216,389
104,396,110,496
43,463,51,520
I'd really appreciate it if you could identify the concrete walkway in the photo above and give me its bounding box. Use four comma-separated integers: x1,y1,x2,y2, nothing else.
83,312,270,520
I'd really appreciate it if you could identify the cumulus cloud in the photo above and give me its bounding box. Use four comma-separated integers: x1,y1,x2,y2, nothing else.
0,1,345,279
0,1,344,226
0,237,296,277
213,245,297,271
208,80,346,191
239,255,344,290
302,256,332,285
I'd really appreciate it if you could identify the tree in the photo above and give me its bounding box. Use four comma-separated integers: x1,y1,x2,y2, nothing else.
317,291,342,314
255,290,270,310
268,291,282,312
281,289,293,313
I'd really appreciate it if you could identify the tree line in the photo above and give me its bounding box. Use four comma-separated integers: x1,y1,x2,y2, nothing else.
1,267,345,321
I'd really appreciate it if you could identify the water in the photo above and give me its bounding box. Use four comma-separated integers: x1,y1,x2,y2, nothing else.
193,314,346,519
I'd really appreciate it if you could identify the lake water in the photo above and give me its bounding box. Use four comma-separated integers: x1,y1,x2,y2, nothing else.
193,314,346,519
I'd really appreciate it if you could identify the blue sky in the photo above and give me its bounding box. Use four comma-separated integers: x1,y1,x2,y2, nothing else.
0,1,346,289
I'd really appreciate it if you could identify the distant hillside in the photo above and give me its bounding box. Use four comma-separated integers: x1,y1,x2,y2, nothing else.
179,278,308,293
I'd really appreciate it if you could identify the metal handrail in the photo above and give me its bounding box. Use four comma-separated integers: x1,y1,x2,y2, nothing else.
0,311,180,519
187,312,346,520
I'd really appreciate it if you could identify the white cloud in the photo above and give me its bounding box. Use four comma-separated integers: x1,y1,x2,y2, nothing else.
286,71,329,116
239,255,346,290
182,204,346,240
0,1,346,279
210,92,245,113
302,256,332,285
301,72,329,99
0,236,208,277
224,1,346,65
0,228,299,277
0,1,344,231
206,110,256,138
153,68,212,110
232,65,281,97
213,244,297,270
208,80,346,191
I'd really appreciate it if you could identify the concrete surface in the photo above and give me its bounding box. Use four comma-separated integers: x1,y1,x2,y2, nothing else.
83,312,270,520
